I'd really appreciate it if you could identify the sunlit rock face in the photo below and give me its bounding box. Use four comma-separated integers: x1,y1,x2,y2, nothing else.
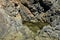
0,0,60,40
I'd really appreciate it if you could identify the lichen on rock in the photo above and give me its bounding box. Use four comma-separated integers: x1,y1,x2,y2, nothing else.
0,0,60,40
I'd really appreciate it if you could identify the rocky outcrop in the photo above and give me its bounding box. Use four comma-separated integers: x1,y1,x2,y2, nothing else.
0,0,60,40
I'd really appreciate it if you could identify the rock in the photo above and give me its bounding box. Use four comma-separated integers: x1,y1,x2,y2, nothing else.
0,0,60,40
58,32,60,40
42,26,53,33
50,32,58,38
0,8,13,38
55,25,60,30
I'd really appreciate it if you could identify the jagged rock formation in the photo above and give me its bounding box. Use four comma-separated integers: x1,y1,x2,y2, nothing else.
0,0,60,40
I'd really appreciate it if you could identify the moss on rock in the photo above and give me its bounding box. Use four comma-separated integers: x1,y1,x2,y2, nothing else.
23,21,49,33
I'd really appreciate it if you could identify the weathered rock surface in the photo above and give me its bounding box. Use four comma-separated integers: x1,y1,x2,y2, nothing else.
0,0,60,40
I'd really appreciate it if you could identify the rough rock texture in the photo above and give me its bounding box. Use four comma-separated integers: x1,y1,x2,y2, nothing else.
0,0,60,40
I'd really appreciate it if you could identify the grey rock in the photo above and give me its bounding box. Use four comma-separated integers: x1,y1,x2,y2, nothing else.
42,26,53,33
55,25,60,30
57,32,60,40
50,32,58,38
0,0,60,40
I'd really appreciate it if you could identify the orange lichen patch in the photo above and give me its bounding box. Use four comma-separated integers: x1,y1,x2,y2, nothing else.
0,0,6,8
9,0,29,4
12,0,19,1
20,3,34,17
9,0,34,18
9,0,19,3
0,0,3,5
0,0,2,7
14,13,21,20
20,0,30,4
37,12,47,22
